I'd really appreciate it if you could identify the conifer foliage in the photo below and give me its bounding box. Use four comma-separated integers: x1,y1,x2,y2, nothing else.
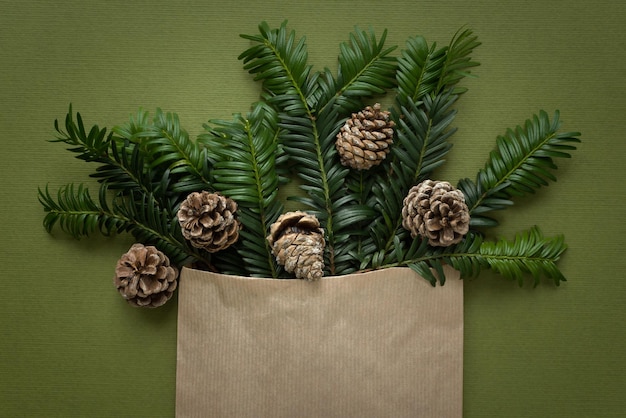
39,21,581,290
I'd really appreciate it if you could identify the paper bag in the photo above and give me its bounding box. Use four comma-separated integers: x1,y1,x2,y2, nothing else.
176,266,463,417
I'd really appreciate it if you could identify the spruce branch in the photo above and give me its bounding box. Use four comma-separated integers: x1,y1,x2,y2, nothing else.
45,107,219,267
51,105,112,163
240,21,377,275
39,183,123,238
396,36,447,106
119,109,212,196
351,28,479,271
109,108,153,143
50,106,170,209
435,28,481,95
458,110,581,227
475,226,567,286
51,106,149,192
366,91,459,268
113,189,207,267
395,28,479,107
92,139,157,194
318,27,397,115
199,102,284,277
38,183,209,267
239,20,316,115
392,92,458,186
378,227,567,286
282,105,374,275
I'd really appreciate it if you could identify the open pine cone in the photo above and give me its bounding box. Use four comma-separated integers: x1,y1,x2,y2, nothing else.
113,243,178,308
335,103,395,170
177,191,241,252
402,180,470,247
267,211,325,281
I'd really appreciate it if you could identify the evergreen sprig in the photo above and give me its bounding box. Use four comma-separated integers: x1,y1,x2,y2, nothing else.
363,91,459,269
239,20,315,115
436,28,481,96
110,189,202,267
347,29,479,272
395,28,480,107
238,21,391,275
319,27,397,115
115,109,212,197
458,110,581,227
38,183,207,267
199,102,285,277
380,226,567,287
475,226,567,286
51,107,197,207
42,107,217,269
39,183,122,238
49,107,172,232
51,105,112,163
52,107,154,195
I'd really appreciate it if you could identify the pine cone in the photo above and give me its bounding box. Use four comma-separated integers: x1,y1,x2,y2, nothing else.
177,191,241,252
335,103,395,170
267,211,325,281
402,180,470,247
113,243,178,308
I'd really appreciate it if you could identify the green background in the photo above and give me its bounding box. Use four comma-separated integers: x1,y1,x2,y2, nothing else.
1,0,625,416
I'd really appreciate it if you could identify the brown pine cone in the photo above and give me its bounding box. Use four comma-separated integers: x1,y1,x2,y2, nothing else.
113,243,178,308
402,180,470,247
335,103,395,170
177,191,241,252
266,211,325,281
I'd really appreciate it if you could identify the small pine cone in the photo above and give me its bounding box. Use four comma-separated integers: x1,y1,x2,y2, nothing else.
113,243,179,308
267,211,325,281
335,103,395,170
402,180,470,247
177,191,241,252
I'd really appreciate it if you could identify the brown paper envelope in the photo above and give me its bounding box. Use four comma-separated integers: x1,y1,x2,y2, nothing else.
176,266,463,418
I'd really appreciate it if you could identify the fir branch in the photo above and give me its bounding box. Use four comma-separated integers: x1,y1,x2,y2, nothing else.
475,227,567,286
50,107,171,206
91,139,158,194
396,28,479,107
458,110,581,227
112,189,205,267
282,105,374,275
351,28,479,270
318,27,397,115
392,92,458,186
239,20,316,115
366,91,459,268
395,36,447,106
51,105,112,163
120,109,212,196
240,21,376,275
199,102,284,277
435,28,481,95
38,183,209,267
108,108,152,143
39,183,124,238
379,227,567,287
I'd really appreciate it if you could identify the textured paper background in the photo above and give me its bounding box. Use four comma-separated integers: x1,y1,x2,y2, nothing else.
1,1,625,417
176,267,462,417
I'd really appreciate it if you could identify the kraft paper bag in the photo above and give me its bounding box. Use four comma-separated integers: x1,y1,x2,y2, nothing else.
176,266,463,418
